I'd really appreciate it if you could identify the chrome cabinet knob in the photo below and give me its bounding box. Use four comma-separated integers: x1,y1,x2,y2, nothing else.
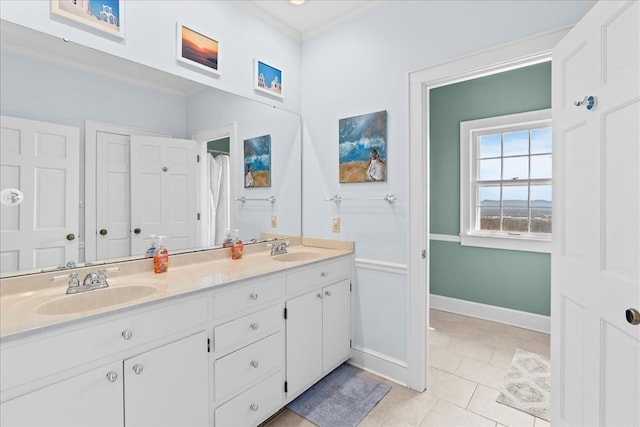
320,271,328,277
106,371,118,382
250,360,259,368
317,293,323,299
132,364,144,375
250,292,259,300
325,290,332,297
122,329,133,340
250,322,259,330
250,403,259,412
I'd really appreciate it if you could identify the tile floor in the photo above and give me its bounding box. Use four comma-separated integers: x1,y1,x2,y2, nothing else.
264,308,550,427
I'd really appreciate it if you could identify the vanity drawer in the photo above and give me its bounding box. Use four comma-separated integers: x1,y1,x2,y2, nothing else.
213,274,284,319
214,304,283,354
285,257,351,295
214,331,283,403
1,295,207,392
215,371,283,427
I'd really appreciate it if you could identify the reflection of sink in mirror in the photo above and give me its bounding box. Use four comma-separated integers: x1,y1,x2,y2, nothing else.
272,252,321,262
37,285,158,315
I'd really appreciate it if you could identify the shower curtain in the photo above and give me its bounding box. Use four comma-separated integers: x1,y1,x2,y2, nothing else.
207,153,230,246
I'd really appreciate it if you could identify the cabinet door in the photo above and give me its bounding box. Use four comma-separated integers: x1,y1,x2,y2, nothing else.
0,362,123,426
124,331,209,427
322,280,351,372
286,290,323,397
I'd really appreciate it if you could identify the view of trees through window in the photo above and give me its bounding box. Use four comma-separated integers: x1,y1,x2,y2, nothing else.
475,127,552,234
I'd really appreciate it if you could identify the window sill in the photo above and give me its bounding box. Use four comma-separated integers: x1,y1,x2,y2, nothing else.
460,233,551,254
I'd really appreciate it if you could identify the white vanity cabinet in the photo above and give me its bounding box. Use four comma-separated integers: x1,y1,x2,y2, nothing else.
285,257,352,399
0,296,209,427
212,273,286,427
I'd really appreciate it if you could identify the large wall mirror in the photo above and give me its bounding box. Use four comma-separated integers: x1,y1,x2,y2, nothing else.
0,22,302,278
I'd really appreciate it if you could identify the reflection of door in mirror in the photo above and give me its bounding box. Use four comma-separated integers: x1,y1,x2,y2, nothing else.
130,135,199,256
86,121,169,262
0,116,79,274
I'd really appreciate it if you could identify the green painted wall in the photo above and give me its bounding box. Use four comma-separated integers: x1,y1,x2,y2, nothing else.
429,62,552,316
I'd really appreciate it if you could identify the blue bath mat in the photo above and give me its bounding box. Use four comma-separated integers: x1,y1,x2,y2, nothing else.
287,364,391,427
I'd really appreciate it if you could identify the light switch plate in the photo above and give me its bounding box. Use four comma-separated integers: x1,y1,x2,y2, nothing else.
332,217,340,233
271,215,277,228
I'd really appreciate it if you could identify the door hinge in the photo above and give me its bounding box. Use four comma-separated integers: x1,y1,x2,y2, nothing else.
197,212,200,220
284,381,288,393
197,154,200,163
207,337,211,353
284,307,288,319
350,282,352,292
350,339,352,348
421,249,426,259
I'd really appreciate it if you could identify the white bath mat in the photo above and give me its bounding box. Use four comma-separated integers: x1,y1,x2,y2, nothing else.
496,348,551,422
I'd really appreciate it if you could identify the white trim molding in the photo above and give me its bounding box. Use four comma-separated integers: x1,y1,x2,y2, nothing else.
429,234,461,243
430,294,550,334
354,258,407,275
349,345,408,387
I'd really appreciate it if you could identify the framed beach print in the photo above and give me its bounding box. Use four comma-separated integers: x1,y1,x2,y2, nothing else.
339,110,387,183
51,0,124,38
254,59,283,99
244,135,271,188
176,22,220,75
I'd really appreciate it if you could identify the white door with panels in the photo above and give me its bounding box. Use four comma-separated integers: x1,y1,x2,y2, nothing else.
130,135,199,256
0,116,78,273
88,121,168,261
551,1,640,426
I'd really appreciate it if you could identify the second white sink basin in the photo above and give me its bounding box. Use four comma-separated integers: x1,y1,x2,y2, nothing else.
37,285,159,315
272,252,322,262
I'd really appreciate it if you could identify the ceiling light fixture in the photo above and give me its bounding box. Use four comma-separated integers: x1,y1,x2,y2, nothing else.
290,0,305,5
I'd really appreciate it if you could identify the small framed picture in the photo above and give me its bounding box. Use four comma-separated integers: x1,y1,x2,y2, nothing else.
244,135,272,188
51,0,125,38
176,22,220,75
254,59,283,99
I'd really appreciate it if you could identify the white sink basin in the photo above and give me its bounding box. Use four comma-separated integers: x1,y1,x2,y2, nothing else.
37,285,159,315
272,252,322,262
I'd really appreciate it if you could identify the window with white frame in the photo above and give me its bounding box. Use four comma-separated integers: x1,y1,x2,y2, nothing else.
460,109,552,253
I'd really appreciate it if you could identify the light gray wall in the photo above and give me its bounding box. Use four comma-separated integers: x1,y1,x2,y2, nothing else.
0,1,302,114
300,0,595,363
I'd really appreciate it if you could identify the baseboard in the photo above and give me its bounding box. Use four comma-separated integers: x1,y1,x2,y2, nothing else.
430,294,550,334
349,345,408,386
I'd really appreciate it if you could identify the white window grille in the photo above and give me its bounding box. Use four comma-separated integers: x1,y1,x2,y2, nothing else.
460,109,552,253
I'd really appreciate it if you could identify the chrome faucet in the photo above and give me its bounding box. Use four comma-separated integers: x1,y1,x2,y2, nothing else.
269,240,289,256
51,267,120,294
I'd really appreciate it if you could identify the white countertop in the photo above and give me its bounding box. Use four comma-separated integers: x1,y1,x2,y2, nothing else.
0,238,353,340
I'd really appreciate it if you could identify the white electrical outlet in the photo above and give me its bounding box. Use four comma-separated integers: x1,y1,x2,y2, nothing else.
332,217,340,233
271,215,277,228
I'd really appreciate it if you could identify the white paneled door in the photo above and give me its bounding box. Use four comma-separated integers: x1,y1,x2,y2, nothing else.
551,1,640,426
0,116,78,273
130,135,198,257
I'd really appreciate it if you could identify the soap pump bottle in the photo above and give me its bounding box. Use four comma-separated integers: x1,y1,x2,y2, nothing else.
231,229,243,260
153,235,169,273
222,229,233,248
145,235,157,258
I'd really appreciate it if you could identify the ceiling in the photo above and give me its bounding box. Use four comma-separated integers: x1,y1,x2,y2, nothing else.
240,0,389,40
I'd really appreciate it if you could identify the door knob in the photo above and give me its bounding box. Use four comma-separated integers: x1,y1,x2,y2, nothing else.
132,364,144,375
133,228,141,234
106,371,118,382
573,95,597,111
66,233,76,241
626,308,640,326
99,229,108,236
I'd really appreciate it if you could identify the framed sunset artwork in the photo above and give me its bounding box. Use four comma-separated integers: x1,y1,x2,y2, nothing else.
176,22,219,75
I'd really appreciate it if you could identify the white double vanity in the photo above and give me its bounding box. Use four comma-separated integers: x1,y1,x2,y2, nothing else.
0,237,354,426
